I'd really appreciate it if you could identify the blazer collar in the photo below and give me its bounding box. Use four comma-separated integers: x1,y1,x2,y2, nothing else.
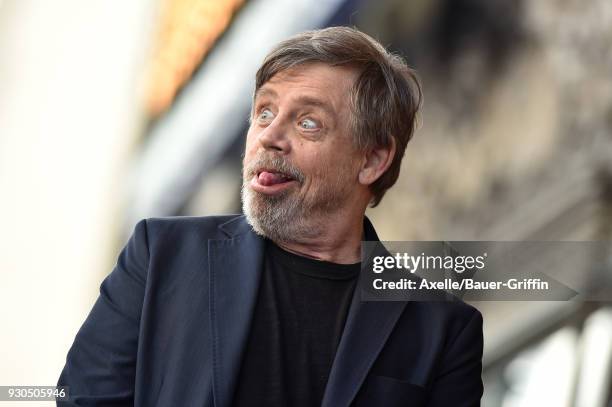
218,215,256,238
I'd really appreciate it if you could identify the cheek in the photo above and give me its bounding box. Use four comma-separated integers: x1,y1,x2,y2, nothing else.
297,150,323,176
302,152,338,185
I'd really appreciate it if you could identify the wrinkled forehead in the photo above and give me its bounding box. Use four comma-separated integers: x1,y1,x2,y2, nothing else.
254,62,359,112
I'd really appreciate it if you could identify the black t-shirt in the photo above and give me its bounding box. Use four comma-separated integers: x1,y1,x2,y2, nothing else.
231,239,360,407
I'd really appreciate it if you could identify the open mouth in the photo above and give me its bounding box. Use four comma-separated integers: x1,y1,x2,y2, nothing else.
250,169,298,194
256,170,295,186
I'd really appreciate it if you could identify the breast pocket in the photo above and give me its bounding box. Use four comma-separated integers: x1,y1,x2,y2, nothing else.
352,375,427,407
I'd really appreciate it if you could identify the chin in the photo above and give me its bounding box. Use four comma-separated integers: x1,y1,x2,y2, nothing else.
242,188,314,242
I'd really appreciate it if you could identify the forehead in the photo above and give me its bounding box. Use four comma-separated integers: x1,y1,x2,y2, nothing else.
256,63,358,109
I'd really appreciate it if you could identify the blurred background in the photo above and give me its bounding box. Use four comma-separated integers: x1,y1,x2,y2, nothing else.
1,0,612,405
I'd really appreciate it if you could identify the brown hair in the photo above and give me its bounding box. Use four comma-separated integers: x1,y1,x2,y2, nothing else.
254,26,422,207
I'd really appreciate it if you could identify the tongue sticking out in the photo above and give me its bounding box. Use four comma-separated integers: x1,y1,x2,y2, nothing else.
258,171,291,186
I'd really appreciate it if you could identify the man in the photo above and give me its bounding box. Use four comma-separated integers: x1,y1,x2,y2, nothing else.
58,27,483,406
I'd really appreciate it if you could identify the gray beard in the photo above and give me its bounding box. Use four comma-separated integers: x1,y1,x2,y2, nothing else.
241,154,356,243
241,181,323,242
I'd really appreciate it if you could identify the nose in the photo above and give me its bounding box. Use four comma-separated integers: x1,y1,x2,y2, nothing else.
257,117,291,154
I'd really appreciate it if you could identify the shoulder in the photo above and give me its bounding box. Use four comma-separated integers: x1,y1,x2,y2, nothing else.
140,214,241,238
123,214,248,281
130,214,246,253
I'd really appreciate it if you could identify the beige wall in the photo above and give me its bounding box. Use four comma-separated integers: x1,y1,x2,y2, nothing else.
0,1,155,404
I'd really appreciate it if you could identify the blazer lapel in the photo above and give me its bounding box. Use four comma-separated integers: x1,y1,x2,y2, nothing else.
320,292,407,407
321,217,408,407
209,217,265,407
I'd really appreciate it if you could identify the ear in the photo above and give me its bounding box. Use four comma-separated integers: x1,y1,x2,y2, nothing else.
358,137,396,186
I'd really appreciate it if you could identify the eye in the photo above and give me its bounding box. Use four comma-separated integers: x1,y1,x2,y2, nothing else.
298,118,319,130
257,108,274,123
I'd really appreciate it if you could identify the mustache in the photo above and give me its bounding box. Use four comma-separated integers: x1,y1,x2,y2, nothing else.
244,154,305,183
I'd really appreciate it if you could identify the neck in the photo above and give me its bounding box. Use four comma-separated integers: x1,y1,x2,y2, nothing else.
274,211,364,264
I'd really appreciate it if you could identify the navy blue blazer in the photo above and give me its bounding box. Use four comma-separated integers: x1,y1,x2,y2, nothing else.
58,215,483,406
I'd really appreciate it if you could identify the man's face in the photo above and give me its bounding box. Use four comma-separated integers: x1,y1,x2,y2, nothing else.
242,62,363,241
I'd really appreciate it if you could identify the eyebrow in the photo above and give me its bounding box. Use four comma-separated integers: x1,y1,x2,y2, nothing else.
254,87,277,101
254,87,336,116
294,96,335,115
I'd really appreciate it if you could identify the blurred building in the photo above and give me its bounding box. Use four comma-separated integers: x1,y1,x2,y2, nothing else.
1,0,611,405
129,1,612,406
